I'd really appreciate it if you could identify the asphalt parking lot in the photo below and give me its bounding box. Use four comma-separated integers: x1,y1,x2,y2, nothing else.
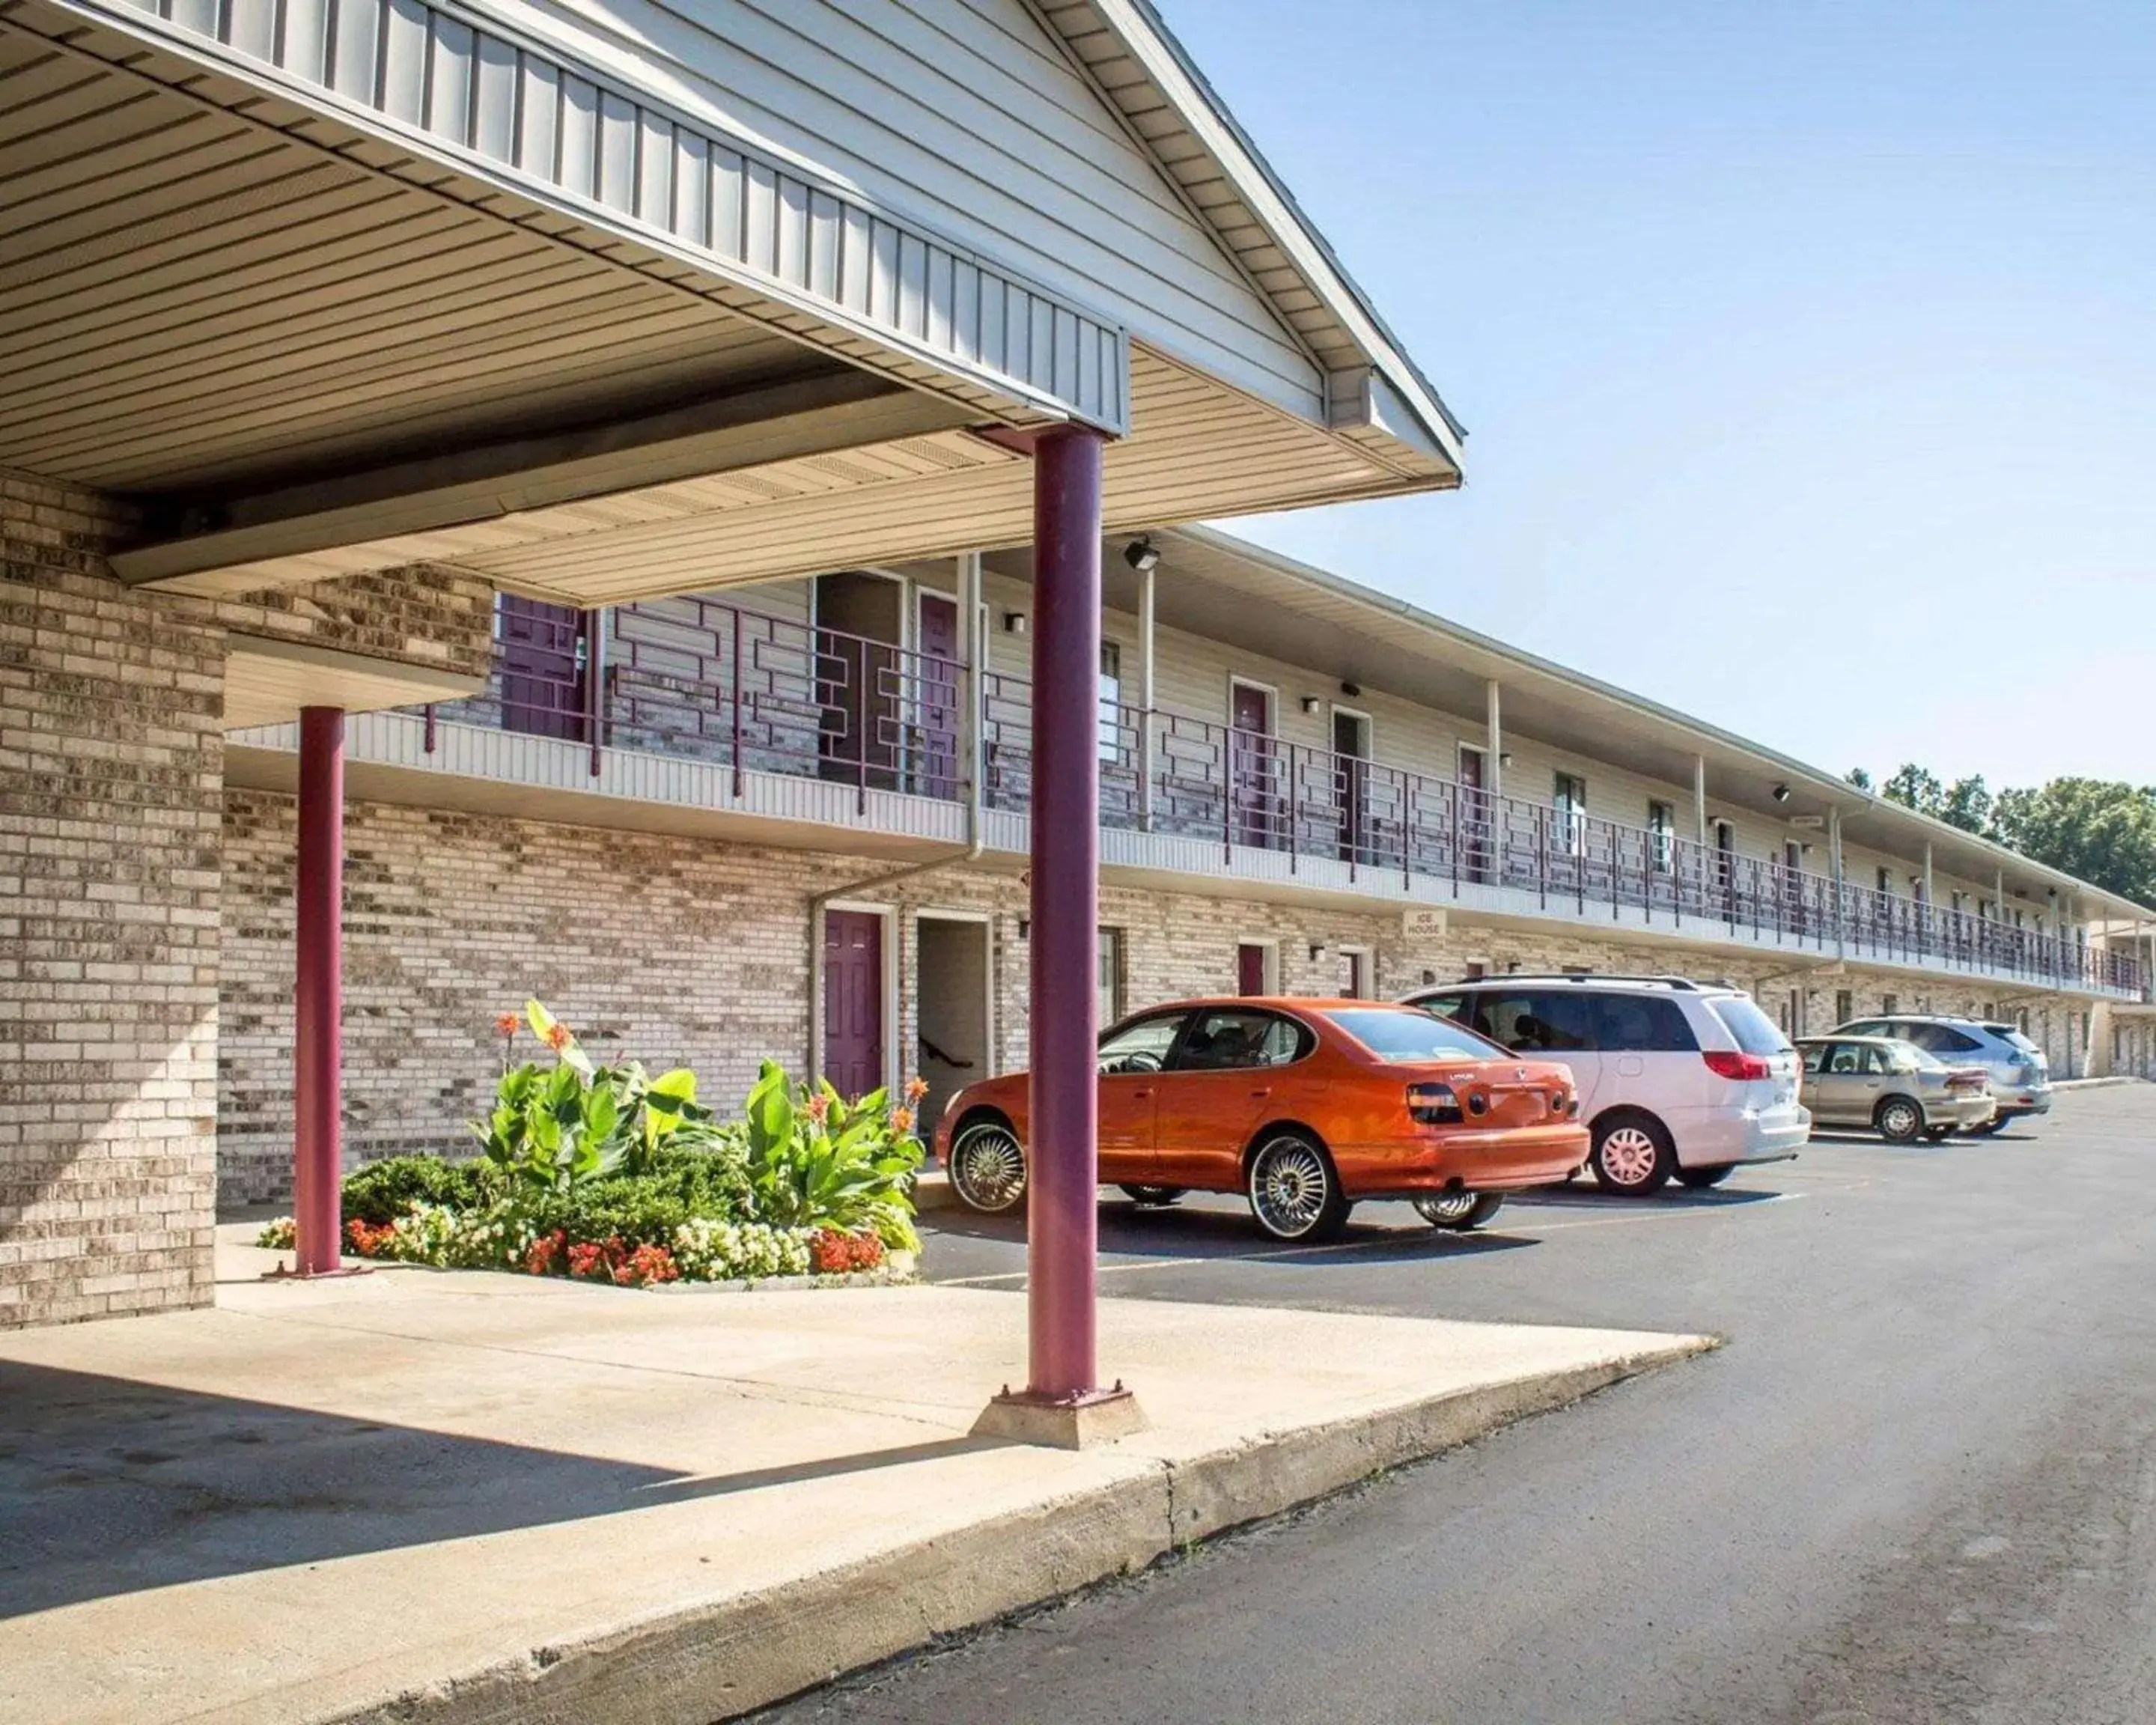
767,1084,2156,1724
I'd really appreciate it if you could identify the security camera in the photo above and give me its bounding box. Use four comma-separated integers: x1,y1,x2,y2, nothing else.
1123,537,1160,574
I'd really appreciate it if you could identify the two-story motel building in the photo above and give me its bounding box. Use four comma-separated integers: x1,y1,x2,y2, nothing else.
4,0,2147,1343
212,523,2156,1205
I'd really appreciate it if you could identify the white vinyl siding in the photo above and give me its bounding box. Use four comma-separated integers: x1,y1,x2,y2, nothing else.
485,0,1324,421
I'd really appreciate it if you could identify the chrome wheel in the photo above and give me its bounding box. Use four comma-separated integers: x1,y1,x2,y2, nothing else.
949,1122,1026,1213
1413,1190,1482,1226
1877,1098,1923,1143
1599,1126,1661,1187
1248,1134,1345,1241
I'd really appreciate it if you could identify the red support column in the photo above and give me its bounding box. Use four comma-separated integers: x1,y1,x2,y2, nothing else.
972,426,1142,1449
293,706,346,1274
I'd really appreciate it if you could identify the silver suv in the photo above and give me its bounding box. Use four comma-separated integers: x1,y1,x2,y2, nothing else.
1830,1014,2051,1133
1407,974,1810,1194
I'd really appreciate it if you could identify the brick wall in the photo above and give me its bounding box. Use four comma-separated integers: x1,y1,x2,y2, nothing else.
1,475,224,1328
218,569,497,680
217,790,2093,1206
1,457,510,1326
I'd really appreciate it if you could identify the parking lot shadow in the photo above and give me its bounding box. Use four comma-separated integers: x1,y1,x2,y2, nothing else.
928,1198,1538,1265
0,1361,989,1619
1503,1184,1788,1212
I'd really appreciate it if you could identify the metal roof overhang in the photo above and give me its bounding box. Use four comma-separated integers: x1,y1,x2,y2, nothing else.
987,526,2152,923
3,0,1455,598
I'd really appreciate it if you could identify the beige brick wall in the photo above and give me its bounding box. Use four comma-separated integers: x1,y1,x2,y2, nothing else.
1,475,224,1329
216,792,2095,1205
218,570,497,680
1,459,511,1327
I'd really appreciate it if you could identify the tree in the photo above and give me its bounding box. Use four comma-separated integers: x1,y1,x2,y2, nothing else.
1882,764,1944,816
1869,764,1992,835
1845,767,1873,791
1988,780,2156,906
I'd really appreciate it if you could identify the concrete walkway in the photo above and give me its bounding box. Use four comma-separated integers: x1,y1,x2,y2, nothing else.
0,1228,1708,1725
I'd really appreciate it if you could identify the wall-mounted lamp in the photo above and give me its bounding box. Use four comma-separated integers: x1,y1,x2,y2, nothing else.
1308,943,1326,964
1772,783,1792,803
1002,611,1027,635
1339,681,1362,698
1499,752,1515,768
1122,536,1160,574
1300,696,1321,716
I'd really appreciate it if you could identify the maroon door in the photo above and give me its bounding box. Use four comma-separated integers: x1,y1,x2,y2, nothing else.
1229,683,1275,848
1458,746,1489,882
499,594,588,740
1236,943,1267,997
823,910,884,1100
916,594,959,799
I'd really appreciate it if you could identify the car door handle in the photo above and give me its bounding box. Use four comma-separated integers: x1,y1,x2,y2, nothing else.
1132,1087,1152,1099
1249,1086,1271,1099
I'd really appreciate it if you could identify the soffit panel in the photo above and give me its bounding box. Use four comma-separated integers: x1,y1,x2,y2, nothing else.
7,0,1128,445
162,345,1410,599
0,16,822,490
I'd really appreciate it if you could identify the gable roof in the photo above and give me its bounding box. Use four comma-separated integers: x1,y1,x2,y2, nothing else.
1036,0,1465,472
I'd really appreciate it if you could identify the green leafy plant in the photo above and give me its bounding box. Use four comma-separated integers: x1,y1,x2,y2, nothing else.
738,1061,925,1234
476,1002,729,1194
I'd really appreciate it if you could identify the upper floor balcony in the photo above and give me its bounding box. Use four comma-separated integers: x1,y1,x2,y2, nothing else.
365,589,2145,1003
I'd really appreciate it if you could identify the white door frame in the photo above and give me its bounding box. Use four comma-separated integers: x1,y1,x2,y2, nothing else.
915,907,997,1083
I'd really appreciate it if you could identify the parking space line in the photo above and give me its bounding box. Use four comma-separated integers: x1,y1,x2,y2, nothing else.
931,1190,1815,1284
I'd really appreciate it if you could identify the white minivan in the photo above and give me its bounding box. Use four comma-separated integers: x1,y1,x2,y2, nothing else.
1406,974,1811,1194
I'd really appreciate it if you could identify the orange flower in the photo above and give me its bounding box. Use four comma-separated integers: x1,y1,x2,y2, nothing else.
891,1106,915,1135
904,1076,929,1103
495,1012,520,1036
803,1092,831,1126
543,1022,573,1053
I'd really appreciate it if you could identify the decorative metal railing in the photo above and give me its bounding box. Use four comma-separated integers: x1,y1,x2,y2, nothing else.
420,597,2146,1000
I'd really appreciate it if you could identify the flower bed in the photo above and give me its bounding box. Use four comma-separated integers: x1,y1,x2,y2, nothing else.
256,1003,925,1289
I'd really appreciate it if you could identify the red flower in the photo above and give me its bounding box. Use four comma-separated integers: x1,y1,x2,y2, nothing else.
809,1229,886,1274
543,1022,573,1053
612,1244,680,1288
524,1230,567,1276
344,1218,398,1258
803,1092,831,1127
495,1012,520,1037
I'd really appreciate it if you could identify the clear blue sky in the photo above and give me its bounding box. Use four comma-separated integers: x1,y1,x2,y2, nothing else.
1169,0,2156,791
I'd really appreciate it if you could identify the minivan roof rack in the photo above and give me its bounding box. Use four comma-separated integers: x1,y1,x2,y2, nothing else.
1437,973,1707,991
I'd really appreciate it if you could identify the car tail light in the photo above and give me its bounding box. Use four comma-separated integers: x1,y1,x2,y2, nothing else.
1702,1050,1771,1082
1408,1082,1462,1125
1947,1069,1986,1092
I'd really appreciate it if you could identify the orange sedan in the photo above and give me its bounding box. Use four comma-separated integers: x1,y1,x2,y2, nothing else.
932,997,1587,1242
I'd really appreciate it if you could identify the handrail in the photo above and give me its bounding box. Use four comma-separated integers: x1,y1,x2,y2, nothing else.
415,597,2147,1001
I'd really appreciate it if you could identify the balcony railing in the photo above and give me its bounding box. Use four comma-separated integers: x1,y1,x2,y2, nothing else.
421,596,2147,1001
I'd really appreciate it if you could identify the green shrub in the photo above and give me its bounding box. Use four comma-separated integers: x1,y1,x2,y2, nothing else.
344,1154,500,1224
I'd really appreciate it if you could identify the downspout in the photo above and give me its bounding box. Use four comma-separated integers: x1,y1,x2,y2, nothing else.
808,551,987,1086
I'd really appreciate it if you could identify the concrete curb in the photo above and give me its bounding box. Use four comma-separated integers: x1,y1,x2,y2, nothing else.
2053,1076,2144,1091
331,1336,1714,1725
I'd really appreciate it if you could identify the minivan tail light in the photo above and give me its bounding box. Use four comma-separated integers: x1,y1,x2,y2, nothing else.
1702,1049,1771,1082
1408,1082,1463,1125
